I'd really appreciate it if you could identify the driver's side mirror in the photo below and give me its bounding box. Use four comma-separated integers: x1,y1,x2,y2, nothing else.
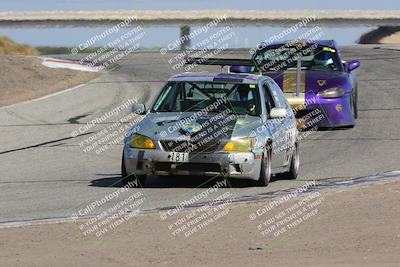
132,103,146,115
270,107,287,119
348,60,360,72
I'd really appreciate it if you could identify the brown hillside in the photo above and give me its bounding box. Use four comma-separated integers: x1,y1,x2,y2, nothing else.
0,36,39,56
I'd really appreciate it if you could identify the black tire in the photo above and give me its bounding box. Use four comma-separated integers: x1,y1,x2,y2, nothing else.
282,142,300,180
346,93,356,128
352,86,358,119
343,88,357,129
121,153,146,187
258,146,272,186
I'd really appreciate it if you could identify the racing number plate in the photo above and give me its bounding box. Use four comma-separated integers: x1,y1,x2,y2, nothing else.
169,152,189,163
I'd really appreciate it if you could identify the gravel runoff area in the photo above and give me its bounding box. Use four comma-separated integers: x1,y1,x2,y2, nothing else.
381,32,400,44
0,56,97,107
0,179,399,267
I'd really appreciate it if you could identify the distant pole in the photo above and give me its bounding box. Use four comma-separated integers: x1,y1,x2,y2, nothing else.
296,56,301,96
180,25,191,50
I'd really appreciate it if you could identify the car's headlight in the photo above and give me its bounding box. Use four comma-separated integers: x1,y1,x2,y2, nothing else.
129,134,155,149
317,87,345,98
223,137,255,152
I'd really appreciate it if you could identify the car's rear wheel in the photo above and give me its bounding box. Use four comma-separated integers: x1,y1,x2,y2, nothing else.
258,146,272,186
282,142,299,180
121,153,146,187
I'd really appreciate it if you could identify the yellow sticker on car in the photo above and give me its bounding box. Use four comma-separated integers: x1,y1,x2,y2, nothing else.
282,71,306,110
323,47,336,53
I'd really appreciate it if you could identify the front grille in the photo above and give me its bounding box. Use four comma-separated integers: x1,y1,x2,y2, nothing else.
178,163,221,172
154,162,221,173
154,162,171,172
160,140,220,153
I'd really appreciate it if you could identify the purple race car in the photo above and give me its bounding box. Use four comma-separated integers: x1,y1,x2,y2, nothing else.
233,40,360,128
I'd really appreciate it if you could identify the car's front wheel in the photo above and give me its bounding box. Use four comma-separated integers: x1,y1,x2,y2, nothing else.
352,86,358,119
258,146,272,186
121,153,146,187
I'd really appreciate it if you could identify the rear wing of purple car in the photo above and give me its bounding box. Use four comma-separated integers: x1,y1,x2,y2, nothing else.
185,57,302,97
185,57,256,67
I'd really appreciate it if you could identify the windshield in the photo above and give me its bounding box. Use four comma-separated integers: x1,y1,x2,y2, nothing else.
152,81,261,116
254,45,343,72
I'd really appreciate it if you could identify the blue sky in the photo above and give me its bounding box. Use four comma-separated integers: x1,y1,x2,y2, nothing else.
1,0,399,11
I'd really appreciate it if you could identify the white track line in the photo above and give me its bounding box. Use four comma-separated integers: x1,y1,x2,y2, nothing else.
41,57,100,72
0,56,102,110
1,171,399,229
0,83,86,110
0,212,149,229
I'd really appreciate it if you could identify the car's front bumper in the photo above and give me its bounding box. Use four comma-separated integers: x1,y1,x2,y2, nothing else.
297,94,355,128
123,145,262,181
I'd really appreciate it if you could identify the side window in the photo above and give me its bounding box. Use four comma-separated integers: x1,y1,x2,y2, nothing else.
270,80,295,119
262,82,275,114
267,80,286,108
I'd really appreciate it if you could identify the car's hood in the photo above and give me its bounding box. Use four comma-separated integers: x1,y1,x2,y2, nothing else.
127,112,263,144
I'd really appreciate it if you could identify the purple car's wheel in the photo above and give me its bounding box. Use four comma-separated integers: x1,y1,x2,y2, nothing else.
258,147,272,186
352,87,358,119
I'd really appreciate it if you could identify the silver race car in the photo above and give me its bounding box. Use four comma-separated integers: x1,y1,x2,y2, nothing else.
122,58,299,186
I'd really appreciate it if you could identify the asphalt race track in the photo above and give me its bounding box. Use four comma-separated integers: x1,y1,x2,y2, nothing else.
1,45,399,224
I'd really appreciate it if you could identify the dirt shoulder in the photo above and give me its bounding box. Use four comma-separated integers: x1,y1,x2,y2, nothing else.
380,31,400,44
0,180,399,267
0,56,98,107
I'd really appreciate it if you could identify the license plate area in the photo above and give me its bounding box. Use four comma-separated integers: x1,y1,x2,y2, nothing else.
168,152,189,163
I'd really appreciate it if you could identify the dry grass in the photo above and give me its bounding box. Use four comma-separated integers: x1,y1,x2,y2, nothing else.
0,36,39,56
